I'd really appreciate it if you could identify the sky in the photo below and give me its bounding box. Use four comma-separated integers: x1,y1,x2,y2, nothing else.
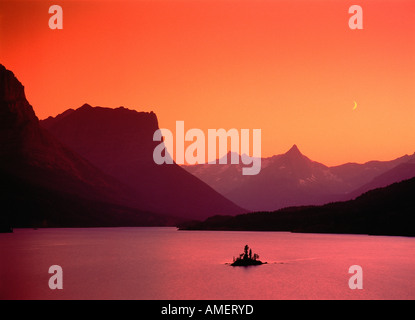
1,0,414,166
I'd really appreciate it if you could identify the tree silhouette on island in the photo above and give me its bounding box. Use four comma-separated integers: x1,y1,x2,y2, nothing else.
231,245,265,266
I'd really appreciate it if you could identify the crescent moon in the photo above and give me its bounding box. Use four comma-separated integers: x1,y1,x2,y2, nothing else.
353,101,357,110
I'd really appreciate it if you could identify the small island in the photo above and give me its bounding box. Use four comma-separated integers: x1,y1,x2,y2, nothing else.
231,245,265,266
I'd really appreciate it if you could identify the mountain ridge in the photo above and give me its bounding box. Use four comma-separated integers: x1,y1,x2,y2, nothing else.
179,176,415,237
40,103,246,220
183,144,415,211
0,64,178,228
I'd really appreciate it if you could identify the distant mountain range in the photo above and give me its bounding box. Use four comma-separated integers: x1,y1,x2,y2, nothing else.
0,64,244,229
179,176,415,237
183,145,415,211
1,62,414,234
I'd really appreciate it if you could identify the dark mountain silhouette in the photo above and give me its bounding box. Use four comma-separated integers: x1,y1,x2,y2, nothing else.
183,145,415,211
347,160,415,200
41,108,75,127
329,154,414,192
0,64,177,229
40,104,245,220
179,176,415,237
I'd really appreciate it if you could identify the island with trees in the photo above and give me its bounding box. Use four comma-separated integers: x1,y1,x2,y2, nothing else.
231,245,265,266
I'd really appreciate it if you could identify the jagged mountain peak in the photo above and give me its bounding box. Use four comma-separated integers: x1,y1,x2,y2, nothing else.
79,103,93,110
284,144,303,157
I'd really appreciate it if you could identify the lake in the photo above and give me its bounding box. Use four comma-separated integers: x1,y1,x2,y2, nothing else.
1,227,414,299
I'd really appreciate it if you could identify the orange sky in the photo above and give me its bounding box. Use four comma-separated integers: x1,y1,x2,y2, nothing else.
1,0,414,166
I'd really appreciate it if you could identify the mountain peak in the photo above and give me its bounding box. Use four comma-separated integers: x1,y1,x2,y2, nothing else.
79,103,93,110
285,144,302,156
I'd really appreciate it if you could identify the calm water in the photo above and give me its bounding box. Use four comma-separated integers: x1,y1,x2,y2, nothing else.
1,227,415,300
